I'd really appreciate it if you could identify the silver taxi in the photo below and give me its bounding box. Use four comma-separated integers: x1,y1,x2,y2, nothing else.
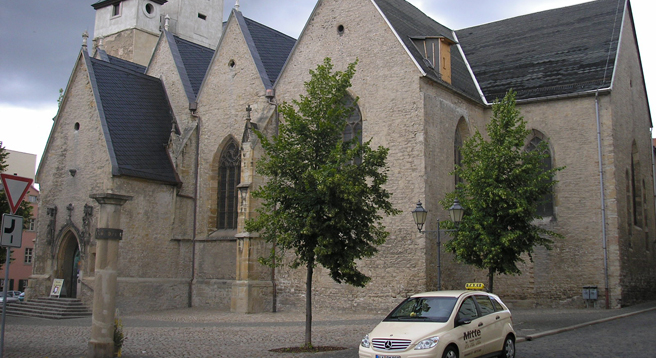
359,287,515,358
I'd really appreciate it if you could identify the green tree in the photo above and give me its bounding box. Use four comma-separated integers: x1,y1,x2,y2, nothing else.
0,141,34,269
441,90,563,292
246,58,399,348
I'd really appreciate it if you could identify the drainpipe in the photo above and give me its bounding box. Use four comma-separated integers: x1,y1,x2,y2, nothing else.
266,89,278,312
595,91,610,309
190,106,201,308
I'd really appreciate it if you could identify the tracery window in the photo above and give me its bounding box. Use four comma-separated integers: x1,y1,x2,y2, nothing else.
631,143,643,228
342,96,362,145
454,128,463,185
526,134,554,217
217,140,241,230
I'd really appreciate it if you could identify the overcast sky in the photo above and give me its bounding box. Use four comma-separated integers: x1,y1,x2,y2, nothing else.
1,0,654,168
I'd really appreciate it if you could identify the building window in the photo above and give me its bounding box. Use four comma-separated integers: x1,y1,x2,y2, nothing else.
28,195,37,203
342,96,362,145
454,118,469,187
24,248,33,264
455,128,463,185
27,218,35,231
217,140,241,229
18,279,28,292
526,134,554,217
626,170,632,241
112,3,121,17
631,143,643,228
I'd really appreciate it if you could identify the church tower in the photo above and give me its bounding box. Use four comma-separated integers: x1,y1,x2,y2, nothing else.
91,0,224,66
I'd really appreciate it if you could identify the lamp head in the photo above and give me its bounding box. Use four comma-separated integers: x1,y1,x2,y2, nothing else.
412,201,428,232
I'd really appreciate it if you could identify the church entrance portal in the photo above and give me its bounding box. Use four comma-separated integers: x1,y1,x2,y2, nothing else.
56,232,80,298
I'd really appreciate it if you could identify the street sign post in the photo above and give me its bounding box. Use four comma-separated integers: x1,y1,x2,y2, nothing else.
0,174,32,358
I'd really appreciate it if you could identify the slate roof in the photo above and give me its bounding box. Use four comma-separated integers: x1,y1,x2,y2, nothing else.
372,0,482,101
96,49,147,74
169,33,215,101
231,11,296,89
456,0,625,102
242,16,296,88
85,53,179,185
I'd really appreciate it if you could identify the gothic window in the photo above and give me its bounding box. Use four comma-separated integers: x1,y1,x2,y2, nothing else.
455,128,463,185
631,143,643,228
454,118,469,186
526,134,554,217
217,140,241,230
342,96,362,144
626,170,632,238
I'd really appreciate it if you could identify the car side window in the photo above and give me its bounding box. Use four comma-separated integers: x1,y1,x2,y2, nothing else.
457,297,479,322
474,295,495,316
490,297,505,312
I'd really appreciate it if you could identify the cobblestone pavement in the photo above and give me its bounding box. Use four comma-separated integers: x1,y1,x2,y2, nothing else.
3,301,656,358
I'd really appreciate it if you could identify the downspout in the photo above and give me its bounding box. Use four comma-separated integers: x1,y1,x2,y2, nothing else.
266,89,278,312
595,91,610,309
190,106,201,308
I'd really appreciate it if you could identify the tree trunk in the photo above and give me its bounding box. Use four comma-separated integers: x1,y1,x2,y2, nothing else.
488,269,494,293
304,259,314,348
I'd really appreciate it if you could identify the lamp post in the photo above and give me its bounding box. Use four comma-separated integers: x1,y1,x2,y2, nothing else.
412,198,464,290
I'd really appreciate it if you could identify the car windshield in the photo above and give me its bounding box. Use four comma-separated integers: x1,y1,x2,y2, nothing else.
384,297,457,323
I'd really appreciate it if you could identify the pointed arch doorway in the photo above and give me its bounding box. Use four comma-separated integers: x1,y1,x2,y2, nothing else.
56,231,81,298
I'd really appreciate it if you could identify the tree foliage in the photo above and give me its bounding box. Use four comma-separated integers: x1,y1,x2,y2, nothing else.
245,58,399,347
441,91,563,292
0,141,35,268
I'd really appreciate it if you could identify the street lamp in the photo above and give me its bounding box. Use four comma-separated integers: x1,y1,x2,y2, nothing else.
412,198,464,290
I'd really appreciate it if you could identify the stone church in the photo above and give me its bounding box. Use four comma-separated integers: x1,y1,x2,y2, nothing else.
30,0,655,313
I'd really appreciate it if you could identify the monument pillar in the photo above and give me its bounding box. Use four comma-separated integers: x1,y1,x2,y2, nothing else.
87,193,132,358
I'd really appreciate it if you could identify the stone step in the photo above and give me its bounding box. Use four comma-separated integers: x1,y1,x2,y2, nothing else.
4,297,92,320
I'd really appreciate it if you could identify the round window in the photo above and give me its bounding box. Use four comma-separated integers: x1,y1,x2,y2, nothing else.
143,2,156,18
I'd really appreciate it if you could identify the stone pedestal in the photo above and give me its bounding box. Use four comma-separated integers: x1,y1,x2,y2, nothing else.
230,234,273,313
87,193,132,358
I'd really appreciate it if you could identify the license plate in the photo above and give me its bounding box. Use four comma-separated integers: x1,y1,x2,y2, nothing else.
376,355,401,358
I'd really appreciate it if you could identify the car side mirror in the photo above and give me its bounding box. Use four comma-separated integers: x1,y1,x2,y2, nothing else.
456,317,472,327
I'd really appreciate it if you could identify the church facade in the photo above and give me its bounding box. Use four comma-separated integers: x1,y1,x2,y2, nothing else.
30,0,655,314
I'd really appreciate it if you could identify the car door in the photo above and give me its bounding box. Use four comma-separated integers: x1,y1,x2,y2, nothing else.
453,296,485,357
474,295,502,355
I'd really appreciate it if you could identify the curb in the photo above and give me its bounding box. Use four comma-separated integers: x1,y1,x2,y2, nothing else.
517,306,656,343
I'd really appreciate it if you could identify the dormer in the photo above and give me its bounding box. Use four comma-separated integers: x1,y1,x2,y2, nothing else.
411,36,456,84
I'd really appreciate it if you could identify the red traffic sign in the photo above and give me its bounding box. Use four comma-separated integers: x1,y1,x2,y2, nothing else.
0,174,33,214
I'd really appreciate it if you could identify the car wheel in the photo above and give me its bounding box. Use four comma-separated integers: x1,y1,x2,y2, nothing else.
500,336,515,358
442,345,458,358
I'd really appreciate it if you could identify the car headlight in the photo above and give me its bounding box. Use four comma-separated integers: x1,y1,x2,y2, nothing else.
360,334,371,348
414,336,440,350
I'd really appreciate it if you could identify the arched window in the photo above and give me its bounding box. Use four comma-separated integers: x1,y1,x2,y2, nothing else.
342,96,362,145
626,170,632,238
454,118,469,186
631,143,642,228
217,140,241,230
526,133,554,217
455,128,463,185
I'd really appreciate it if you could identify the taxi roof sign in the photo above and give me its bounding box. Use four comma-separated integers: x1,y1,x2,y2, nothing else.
0,174,33,214
465,283,485,290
